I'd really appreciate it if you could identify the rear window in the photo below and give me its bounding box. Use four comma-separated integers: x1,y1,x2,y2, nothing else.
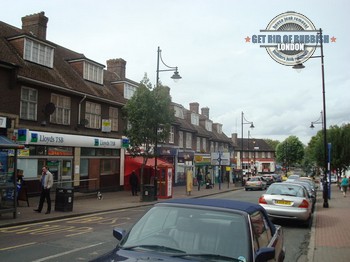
266,184,306,197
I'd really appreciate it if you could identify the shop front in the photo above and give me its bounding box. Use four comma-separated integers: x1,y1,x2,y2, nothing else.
15,129,122,195
175,150,194,186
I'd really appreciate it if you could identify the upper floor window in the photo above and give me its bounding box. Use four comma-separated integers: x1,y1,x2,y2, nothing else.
109,107,119,131
216,124,222,134
24,38,54,68
267,152,271,158
169,126,175,144
50,94,71,125
85,101,101,129
174,105,184,119
191,113,199,126
83,61,103,84
205,120,212,132
178,131,184,148
196,137,201,152
185,132,192,149
202,138,206,152
20,86,37,120
124,83,137,99
262,152,266,158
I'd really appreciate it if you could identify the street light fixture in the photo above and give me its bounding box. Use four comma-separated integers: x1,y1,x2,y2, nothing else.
310,111,323,129
241,111,254,178
154,46,181,195
293,28,329,208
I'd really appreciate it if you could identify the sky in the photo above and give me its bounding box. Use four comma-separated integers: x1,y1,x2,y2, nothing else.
2,0,349,145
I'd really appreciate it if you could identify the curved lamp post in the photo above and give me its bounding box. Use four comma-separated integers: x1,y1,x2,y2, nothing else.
293,28,329,208
241,111,254,179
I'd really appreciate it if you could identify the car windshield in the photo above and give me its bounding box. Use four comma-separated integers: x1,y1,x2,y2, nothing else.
266,183,305,197
120,205,250,261
249,177,260,181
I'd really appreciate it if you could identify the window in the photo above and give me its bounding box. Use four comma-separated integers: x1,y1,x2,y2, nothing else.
169,126,175,144
216,124,222,134
205,120,212,132
178,131,183,148
24,38,54,67
250,211,272,252
50,94,71,125
185,132,192,149
202,138,206,152
85,101,101,129
174,106,184,119
20,87,38,120
83,61,104,84
210,142,214,152
196,137,201,152
109,107,119,131
191,113,199,126
124,83,137,99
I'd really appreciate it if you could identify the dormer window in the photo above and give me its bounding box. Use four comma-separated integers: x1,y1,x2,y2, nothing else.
24,37,54,68
174,105,184,119
191,113,199,126
205,120,212,132
83,61,104,84
216,124,222,134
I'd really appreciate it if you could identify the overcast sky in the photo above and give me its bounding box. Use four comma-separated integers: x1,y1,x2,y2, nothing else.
2,0,349,145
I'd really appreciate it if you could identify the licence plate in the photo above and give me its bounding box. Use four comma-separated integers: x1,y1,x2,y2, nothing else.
275,200,292,205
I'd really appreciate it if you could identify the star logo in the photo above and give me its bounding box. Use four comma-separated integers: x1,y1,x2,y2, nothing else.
245,36,251,43
331,36,337,42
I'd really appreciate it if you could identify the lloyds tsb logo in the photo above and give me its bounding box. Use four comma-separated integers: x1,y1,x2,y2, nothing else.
245,11,335,66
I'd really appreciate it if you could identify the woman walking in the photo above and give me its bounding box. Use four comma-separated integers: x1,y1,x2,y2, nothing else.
340,175,349,197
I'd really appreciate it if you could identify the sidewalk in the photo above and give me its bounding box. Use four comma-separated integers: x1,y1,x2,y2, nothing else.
0,183,238,228
1,182,350,261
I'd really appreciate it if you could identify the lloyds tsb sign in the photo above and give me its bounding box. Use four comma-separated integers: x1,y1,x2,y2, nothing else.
247,11,331,66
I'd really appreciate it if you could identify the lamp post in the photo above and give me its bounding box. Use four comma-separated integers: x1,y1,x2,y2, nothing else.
155,46,181,195
293,28,328,208
241,111,254,179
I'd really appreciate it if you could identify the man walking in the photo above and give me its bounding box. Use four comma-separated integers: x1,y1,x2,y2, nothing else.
129,170,139,196
34,166,54,214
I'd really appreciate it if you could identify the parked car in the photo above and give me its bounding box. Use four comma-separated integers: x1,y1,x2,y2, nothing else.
272,173,283,182
261,174,275,186
259,182,313,227
285,174,300,182
245,176,267,191
327,174,337,184
91,199,285,262
285,180,316,211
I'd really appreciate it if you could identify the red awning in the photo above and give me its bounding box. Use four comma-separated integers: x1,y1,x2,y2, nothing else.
125,156,173,168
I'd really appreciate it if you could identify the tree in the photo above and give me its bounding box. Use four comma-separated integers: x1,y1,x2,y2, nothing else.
123,74,174,200
276,136,304,172
264,139,280,151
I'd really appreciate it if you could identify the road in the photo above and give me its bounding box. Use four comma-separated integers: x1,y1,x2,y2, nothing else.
0,188,311,261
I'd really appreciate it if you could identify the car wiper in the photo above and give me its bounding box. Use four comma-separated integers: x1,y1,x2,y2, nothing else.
122,245,185,253
172,253,243,261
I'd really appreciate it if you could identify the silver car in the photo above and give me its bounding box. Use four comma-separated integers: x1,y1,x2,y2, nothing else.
259,182,313,227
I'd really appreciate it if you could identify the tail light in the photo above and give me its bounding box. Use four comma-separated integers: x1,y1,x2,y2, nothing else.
259,196,267,204
298,199,309,208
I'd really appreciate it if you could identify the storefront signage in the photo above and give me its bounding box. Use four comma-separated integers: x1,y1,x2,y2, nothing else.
17,129,121,149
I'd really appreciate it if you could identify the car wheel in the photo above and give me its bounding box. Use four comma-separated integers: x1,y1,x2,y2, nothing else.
303,215,312,228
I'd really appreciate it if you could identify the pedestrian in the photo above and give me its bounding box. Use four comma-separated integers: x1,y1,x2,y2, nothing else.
340,175,349,197
129,170,138,196
196,170,203,191
34,166,53,214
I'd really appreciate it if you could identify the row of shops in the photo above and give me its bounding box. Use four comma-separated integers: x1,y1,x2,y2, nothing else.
2,129,241,198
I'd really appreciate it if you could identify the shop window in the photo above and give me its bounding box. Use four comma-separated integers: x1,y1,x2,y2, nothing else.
80,159,89,178
100,159,117,175
81,148,96,156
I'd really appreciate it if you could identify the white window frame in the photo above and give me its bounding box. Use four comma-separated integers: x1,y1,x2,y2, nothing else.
174,106,184,119
202,138,206,152
50,94,71,125
124,83,137,99
20,86,38,120
109,107,119,131
169,126,175,144
205,120,212,132
191,113,199,126
83,61,104,84
196,137,201,152
85,101,101,129
178,131,183,148
185,132,192,149
24,38,54,68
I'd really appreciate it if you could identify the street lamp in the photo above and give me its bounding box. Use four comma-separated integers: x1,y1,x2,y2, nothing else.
293,28,329,208
241,111,254,179
154,46,181,195
310,111,323,129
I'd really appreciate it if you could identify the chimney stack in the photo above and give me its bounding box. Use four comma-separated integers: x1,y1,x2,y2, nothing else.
107,58,126,79
22,12,48,40
189,102,199,114
201,107,210,118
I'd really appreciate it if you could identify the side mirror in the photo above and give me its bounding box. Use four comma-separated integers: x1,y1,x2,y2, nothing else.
113,228,127,241
256,247,275,262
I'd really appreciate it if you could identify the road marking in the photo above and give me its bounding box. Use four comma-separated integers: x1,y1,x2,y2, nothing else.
0,242,37,251
31,242,104,262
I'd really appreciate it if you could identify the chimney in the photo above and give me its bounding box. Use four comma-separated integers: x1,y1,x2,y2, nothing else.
107,58,126,79
201,107,210,118
189,102,199,114
22,12,48,40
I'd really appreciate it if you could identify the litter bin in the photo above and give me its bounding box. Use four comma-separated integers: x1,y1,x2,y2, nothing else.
55,187,74,212
143,184,155,202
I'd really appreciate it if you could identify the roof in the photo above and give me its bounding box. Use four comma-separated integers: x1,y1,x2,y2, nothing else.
0,136,24,149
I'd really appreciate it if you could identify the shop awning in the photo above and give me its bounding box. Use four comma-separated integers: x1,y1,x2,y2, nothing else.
0,136,24,149
126,156,173,168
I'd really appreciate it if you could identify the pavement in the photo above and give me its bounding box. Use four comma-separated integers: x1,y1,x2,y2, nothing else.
1,181,350,261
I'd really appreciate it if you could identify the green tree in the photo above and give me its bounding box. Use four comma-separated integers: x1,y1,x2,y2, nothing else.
276,136,305,172
264,139,280,151
123,74,174,200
